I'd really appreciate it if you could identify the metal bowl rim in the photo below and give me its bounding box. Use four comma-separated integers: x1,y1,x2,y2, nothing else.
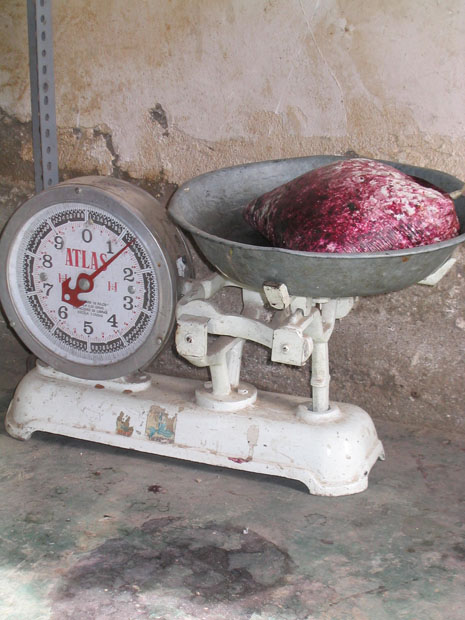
169,161,465,261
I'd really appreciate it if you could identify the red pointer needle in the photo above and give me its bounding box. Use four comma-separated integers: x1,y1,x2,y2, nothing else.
61,238,135,308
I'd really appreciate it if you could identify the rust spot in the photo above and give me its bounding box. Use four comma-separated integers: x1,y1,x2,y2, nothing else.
123,389,133,394
402,256,410,262
95,384,105,389
228,457,251,464
116,412,134,437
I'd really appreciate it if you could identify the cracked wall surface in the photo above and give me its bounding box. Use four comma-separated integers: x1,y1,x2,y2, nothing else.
0,0,464,433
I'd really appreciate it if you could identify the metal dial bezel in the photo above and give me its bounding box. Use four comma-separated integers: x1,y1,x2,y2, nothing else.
0,179,179,380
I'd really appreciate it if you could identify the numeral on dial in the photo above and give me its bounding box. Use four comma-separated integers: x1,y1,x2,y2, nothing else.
83,321,93,335
123,267,134,281
107,314,118,328
123,296,134,310
58,306,68,319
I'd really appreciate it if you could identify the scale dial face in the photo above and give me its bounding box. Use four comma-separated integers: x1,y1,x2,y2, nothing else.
0,179,184,379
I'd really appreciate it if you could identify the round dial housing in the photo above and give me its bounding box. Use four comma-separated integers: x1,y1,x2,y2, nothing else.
0,177,191,379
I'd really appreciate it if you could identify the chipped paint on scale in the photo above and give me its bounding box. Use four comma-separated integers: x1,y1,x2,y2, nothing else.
146,405,176,443
116,412,134,437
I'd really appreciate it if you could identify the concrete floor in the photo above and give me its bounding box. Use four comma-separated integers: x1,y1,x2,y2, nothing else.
0,369,464,620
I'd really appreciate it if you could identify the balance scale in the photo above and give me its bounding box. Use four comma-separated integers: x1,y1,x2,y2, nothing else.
1,156,464,496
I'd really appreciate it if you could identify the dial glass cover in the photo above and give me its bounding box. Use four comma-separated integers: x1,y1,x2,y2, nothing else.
8,202,159,366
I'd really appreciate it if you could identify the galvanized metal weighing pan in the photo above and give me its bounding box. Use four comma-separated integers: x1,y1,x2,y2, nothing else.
168,156,465,298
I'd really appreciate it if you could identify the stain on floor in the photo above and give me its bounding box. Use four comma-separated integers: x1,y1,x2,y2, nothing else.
52,519,292,619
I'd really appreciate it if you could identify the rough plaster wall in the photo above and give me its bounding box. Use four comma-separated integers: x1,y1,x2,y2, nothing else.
2,0,465,182
0,0,464,433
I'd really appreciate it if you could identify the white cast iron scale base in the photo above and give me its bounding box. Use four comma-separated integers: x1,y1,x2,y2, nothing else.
6,362,384,496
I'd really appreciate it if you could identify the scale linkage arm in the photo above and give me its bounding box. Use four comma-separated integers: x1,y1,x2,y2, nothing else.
176,275,316,407
176,275,315,367
176,275,356,415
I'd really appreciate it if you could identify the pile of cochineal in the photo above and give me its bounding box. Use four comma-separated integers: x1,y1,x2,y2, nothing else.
243,158,460,253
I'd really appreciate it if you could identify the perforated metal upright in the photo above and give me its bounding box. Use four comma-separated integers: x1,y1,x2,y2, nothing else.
27,0,59,191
